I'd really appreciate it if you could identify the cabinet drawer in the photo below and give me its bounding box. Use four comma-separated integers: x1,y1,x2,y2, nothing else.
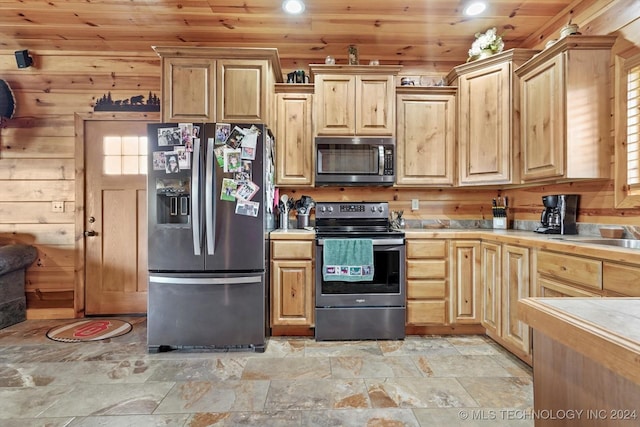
407,240,447,258
537,251,602,290
407,280,446,299
271,240,313,259
603,262,640,296
537,277,601,298
407,300,446,324
407,259,446,279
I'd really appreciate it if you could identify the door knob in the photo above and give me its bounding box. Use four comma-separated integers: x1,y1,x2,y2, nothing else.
84,230,97,237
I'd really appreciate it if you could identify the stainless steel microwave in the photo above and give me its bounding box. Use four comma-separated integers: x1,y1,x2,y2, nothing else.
315,137,395,186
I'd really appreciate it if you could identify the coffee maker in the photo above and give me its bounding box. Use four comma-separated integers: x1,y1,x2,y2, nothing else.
535,194,579,234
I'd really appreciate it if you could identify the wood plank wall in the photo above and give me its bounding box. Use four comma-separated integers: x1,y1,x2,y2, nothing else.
0,51,161,318
1,3,639,318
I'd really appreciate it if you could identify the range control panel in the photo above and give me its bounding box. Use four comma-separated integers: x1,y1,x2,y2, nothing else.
315,202,389,219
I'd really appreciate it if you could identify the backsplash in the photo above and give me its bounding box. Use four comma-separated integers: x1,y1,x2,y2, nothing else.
402,219,640,239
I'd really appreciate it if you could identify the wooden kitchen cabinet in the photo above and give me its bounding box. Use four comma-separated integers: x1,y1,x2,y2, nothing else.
480,242,501,335
396,87,456,186
154,47,283,127
481,242,532,363
449,240,481,324
406,239,448,325
534,249,603,297
516,36,616,182
216,59,272,124
500,244,531,359
270,239,314,327
310,65,402,136
448,49,538,186
275,84,313,186
537,277,602,297
603,261,640,297
158,55,216,122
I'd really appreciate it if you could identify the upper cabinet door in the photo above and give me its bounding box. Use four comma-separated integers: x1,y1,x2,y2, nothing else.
519,55,565,180
396,89,456,186
517,36,616,183
458,61,513,185
315,74,356,135
162,57,216,122
216,59,269,124
451,49,539,186
311,65,402,137
275,90,314,187
356,75,395,136
155,47,282,126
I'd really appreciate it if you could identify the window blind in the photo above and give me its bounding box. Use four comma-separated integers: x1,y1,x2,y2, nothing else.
627,62,640,187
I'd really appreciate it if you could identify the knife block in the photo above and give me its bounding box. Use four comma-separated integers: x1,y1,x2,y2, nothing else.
493,217,508,229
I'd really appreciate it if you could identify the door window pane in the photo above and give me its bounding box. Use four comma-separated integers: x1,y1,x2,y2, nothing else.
103,135,148,175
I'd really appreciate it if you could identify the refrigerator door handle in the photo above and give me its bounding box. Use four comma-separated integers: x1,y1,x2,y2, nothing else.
191,137,202,255
149,275,259,285
205,137,216,255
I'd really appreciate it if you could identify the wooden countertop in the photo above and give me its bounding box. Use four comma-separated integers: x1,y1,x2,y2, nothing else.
519,298,640,384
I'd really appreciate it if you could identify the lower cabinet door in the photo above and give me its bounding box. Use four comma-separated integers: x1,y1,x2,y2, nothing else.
501,245,530,355
407,300,446,324
450,240,481,324
271,260,313,326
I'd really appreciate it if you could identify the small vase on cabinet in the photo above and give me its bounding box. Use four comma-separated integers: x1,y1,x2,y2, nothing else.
478,49,494,60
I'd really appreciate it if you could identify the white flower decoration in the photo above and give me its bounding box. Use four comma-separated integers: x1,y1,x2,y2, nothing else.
468,27,505,60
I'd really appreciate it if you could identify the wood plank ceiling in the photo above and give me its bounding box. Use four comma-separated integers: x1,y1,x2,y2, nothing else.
0,0,613,70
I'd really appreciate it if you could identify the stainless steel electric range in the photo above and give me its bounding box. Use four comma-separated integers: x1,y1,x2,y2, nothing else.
314,201,406,341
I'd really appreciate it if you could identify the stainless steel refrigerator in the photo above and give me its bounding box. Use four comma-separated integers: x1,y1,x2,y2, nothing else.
146,122,275,353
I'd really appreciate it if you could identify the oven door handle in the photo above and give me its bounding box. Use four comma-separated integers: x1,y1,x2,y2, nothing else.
316,238,404,246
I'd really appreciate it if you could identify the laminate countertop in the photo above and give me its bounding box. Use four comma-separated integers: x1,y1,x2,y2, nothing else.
272,228,640,263
269,229,315,240
519,298,640,384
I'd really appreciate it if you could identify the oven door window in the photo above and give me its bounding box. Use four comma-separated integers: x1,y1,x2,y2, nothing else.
320,248,400,294
317,144,380,175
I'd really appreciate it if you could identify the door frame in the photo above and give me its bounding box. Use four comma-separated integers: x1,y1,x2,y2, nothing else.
74,112,160,317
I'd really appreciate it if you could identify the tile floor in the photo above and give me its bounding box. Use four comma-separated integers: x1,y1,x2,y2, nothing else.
0,317,534,426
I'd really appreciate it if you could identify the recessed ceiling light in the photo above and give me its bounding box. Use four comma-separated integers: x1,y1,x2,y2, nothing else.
464,1,487,16
283,0,305,14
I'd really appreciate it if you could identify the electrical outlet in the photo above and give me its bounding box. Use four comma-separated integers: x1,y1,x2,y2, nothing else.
52,201,64,213
411,199,419,211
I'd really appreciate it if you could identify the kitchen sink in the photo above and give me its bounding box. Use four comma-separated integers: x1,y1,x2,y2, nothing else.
562,238,640,249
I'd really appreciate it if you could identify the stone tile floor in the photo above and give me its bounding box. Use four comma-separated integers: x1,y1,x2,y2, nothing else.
0,317,533,426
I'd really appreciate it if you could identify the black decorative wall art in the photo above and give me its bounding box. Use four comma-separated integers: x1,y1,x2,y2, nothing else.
94,91,160,112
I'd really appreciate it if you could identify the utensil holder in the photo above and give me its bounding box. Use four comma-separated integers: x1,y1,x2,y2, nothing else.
279,212,289,230
297,213,309,229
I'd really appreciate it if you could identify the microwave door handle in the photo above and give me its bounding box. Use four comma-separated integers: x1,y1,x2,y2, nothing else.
191,139,202,255
205,137,216,255
378,145,384,175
